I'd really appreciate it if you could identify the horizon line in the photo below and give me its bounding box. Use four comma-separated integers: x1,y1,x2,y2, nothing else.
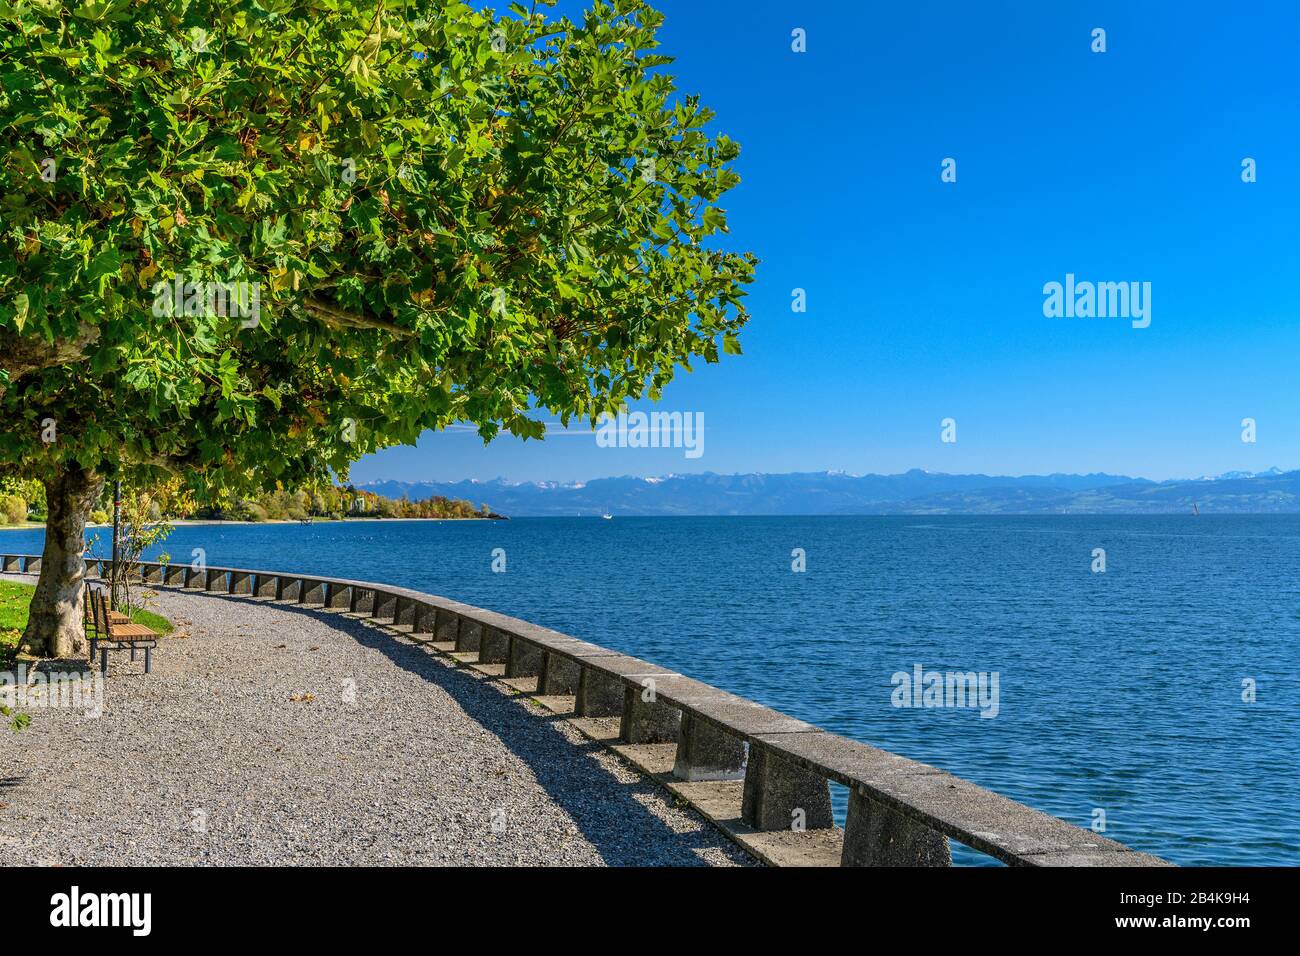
353,466,1294,487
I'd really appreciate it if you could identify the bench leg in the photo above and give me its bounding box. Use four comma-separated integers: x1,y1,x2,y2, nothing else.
100,647,109,675
130,645,136,662
89,639,97,660
145,646,152,674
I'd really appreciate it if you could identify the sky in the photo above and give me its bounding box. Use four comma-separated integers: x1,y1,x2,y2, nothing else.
352,0,1300,485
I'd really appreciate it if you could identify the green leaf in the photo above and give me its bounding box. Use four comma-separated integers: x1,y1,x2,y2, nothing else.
11,294,29,332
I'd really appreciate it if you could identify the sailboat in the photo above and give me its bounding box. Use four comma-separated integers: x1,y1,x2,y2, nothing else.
601,512,613,520
1192,503,1200,516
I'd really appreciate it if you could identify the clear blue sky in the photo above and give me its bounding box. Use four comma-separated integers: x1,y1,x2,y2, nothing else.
352,0,1299,485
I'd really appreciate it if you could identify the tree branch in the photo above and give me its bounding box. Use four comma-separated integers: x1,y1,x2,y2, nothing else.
302,297,415,338
0,322,101,398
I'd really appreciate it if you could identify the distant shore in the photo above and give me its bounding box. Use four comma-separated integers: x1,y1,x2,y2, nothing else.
1,515,505,532
162,516,504,525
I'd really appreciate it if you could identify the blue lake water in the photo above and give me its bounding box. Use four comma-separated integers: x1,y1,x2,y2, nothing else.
5,514,1298,866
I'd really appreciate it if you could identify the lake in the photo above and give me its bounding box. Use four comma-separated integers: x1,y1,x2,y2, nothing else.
5,514,1297,865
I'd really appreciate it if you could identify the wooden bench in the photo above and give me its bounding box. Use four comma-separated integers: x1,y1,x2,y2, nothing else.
84,588,159,674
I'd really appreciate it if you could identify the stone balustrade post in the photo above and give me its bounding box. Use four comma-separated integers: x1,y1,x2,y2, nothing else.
841,788,952,866
434,609,459,644
672,713,747,781
350,587,375,614
538,651,582,695
371,592,397,621
478,626,510,664
575,665,624,717
505,636,543,680
454,619,482,654
620,682,682,744
393,597,416,627
412,605,437,635
741,741,834,832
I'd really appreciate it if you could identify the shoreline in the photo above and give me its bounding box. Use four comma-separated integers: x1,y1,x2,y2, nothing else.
1,516,503,532
159,517,503,526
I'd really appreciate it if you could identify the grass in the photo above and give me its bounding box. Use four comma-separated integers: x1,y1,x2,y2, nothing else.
0,579,173,666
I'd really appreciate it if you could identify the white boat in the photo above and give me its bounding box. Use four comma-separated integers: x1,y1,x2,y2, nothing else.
601,513,613,520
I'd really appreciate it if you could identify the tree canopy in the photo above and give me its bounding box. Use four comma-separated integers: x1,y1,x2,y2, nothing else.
0,0,755,495
0,0,755,656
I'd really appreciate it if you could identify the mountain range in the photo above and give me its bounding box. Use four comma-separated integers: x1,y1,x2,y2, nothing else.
357,467,1300,516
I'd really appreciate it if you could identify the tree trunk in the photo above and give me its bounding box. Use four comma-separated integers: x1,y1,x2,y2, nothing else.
20,463,103,658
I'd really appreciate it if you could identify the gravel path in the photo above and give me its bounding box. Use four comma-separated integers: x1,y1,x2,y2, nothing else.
0,576,750,866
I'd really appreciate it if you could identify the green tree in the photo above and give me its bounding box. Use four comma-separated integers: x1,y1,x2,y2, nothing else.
0,0,754,656
0,477,43,515
0,494,27,523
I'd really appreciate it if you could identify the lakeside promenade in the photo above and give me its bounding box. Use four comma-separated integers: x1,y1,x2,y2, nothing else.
1,554,1172,867
0,572,746,866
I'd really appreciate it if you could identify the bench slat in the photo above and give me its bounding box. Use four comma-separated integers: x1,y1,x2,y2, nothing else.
105,624,157,639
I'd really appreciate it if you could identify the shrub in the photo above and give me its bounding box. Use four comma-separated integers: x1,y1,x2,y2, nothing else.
89,509,110,525
261,493,288,520
1,495,26,524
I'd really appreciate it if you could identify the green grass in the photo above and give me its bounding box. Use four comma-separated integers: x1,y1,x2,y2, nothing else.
128,603,174,635
0,579,173,665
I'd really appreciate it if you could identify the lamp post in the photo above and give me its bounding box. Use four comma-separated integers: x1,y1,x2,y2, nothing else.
110,479,121,609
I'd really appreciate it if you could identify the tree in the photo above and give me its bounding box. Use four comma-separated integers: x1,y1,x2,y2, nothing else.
0,476,43,516
0,493,26,524
0,0,755,656
105,484,175,616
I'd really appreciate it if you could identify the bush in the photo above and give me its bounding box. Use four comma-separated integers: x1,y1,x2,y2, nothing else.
233,501,268,522
1,495,26,524
89,509,110,524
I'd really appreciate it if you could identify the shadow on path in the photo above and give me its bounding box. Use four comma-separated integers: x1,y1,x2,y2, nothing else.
184,591,736,866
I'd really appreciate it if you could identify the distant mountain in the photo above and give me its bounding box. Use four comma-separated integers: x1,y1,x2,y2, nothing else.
357,468,1300,516
1195,467,1285,481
